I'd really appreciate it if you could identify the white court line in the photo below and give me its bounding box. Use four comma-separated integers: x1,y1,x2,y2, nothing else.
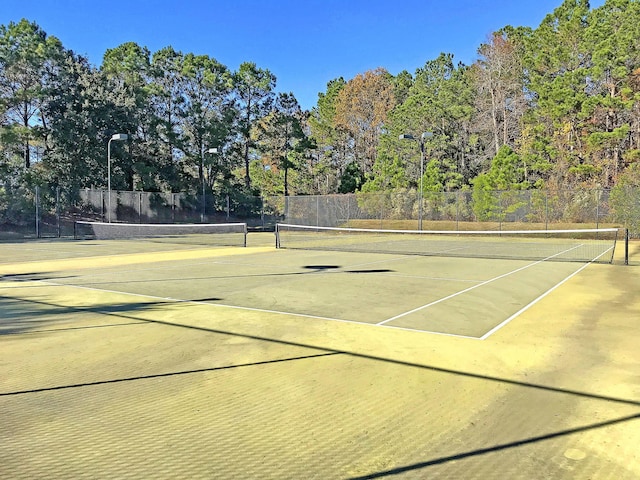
480,245,615,339
20,242,610,341
34,280,480,339
377,243,585,326
40,280,352,323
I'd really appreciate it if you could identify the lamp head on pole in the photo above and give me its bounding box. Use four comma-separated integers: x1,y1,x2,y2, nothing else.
111,133,128,141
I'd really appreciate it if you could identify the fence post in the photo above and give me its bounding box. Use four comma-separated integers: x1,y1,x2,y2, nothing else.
456,191,460,231
284,195,288,223
596,189,599,229
172,193,177,223
56,186,61,238
35,186,40,238
545,191,549,230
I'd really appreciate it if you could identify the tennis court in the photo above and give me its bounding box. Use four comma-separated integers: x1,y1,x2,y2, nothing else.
1,228,639,479
0,237,612,339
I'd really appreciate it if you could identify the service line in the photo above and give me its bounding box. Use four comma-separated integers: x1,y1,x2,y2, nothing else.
377,244,585,326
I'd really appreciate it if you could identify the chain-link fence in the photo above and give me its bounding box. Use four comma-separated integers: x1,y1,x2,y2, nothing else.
1,186,638,240
0,188,285,239
283,189,640,235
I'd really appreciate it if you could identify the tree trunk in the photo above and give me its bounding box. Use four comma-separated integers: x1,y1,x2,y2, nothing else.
491,87,500,156
244,141,251,189
23,103,31,169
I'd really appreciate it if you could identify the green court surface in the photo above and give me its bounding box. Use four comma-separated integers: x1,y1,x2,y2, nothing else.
0,239,603,339
1,233,639,479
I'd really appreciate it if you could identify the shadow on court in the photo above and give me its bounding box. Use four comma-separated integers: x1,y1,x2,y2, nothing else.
0,351,342,397
0,236,638,477
2,292,639,478
0,294,175,336
0,272,76,282
347,411,640,479
3,293,639,407
39,265,397,292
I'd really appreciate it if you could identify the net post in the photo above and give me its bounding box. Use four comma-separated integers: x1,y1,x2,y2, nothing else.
275,224,280,248
243,223,247,247
625,228,629,265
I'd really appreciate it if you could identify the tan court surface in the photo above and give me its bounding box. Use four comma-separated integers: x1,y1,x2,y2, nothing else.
1,233,639,479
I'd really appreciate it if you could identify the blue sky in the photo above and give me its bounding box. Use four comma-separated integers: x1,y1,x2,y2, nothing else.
2,0,605,110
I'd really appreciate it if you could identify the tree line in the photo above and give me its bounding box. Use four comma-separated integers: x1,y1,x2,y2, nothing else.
1,0,639,216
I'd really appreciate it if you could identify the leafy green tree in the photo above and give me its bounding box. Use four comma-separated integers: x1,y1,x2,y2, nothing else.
338,161,364,193
255,92,312,196
148,48,236,198
0,19,65,168
309,78,345,146
581,0,640,186
100,42,152,190
233,62,276,190
178,53,233,196
361,150,410,192
472,145,529,220
609,161,640,233
148,46,187,189
4,1,640,216
380,53,478,191
308,78,347,193
393,70,413,105
483,145,528,190
521,0,592,188
40,52,107,193
422,157,465,193
587,0,640,101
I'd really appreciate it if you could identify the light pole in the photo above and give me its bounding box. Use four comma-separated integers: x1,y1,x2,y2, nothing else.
107,133,128,222
399,132,433,230
201,147,218,222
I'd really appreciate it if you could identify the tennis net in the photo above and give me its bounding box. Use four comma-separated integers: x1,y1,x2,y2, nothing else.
74,221,247,247
275,223,621,263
